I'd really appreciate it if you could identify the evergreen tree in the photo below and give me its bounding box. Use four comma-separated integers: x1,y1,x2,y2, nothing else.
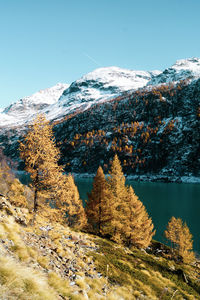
8,178,27,208
108,154,126,198
19,114,62,212
165,216,182,250
122,186,155,249
0,162,27,207
165,217,195,264
179,223,195,264
0,161,12,196
54,172,73,220
20,115,87,227
107,154,127,242
66,175,87,230
86,166,113,235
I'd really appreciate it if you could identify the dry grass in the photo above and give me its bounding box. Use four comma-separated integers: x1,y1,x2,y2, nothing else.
1,205,200,299
37,255,49,269
0,256,57,300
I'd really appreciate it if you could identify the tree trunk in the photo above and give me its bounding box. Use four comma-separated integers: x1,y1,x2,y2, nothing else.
34,188,38,212
98,194,102,235
33,170,39,212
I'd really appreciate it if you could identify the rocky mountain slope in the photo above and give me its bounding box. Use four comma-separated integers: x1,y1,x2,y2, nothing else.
0,195,200,299
53,77,200,181
149,57,200,85
0,66,161,128
0,58,200,180
0,83,69,127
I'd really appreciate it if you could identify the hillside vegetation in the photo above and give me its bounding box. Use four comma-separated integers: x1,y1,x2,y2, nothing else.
0,196,200,299
0,113,199,299
54,79,200,180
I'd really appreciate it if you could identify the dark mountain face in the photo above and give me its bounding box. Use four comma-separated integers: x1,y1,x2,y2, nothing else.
50,79,200,180
0,60,200,182
1,79,200,181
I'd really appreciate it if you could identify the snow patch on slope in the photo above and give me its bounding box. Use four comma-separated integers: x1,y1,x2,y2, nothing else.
60,66,159,103
172,57,200,74
80,67,154,90
0,83,69,127
148,57,200,85
1,58,200,128
51,67,160,120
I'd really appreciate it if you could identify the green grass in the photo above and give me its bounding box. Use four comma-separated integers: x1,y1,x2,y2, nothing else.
89,238,200,299
0,212,200,299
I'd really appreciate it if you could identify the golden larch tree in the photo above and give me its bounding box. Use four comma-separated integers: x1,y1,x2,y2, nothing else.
122,186,155,249
165,216,182,250
107,154,127,242
20,115,87,227
19,114,62,212
165,217,195,264
86,166,113,236
65,174,87,230
0,161,27,208
8,178,27,208
178,223,195,264
53,172,74,221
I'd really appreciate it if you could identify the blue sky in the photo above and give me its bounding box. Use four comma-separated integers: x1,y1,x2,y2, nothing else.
0,0,200,108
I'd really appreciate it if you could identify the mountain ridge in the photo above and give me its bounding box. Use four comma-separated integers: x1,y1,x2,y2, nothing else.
1,57,200,128
0,57,200,181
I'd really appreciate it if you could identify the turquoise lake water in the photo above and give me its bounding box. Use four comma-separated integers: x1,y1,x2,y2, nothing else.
75,178,200,252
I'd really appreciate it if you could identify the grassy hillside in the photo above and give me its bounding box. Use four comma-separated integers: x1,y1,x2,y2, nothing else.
0,196,200,299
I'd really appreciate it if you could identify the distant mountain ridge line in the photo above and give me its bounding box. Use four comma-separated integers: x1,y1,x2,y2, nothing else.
0,57,200,128
0,57,199,181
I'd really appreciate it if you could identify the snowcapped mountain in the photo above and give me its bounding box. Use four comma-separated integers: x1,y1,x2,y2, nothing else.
59,67,162,106
1,57,200,128
45,67,161,121
1,58,200,128
0,67,160,126
0,57,200,180
0,83,69,127
148,57,200,85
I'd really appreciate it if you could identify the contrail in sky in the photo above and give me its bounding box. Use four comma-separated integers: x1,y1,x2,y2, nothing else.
83,52,102,67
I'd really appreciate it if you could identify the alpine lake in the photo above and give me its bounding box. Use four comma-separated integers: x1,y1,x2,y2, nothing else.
75,178,200,253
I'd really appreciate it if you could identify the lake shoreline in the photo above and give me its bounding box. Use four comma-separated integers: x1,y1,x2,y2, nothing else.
73,173,200,184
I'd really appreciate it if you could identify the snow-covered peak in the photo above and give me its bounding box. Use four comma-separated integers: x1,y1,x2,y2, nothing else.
150,70,162,76
79,66,154,90
24,82,69,105
171,57,200,74
46,66,159,121
4,83,69,115
1,58,200,129
58,66,158,107
0,83,69,127
149,57,200,86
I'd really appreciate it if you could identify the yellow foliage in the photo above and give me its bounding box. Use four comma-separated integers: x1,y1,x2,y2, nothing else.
19,114,63,212
165,217,195,264
86,166,113,236
122,186,155,249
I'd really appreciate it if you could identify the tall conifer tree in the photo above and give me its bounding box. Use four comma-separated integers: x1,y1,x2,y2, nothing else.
122,186,155,249
0,162,27,208
20,115,86,229
86,166,113,235
165,217,195,264
66,175,87,230
107,154,127,242
19,114,62,212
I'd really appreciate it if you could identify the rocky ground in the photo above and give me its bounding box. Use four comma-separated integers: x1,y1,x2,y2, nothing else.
0,195,200,299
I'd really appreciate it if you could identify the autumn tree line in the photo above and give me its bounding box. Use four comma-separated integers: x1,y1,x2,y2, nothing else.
0,114,195,265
